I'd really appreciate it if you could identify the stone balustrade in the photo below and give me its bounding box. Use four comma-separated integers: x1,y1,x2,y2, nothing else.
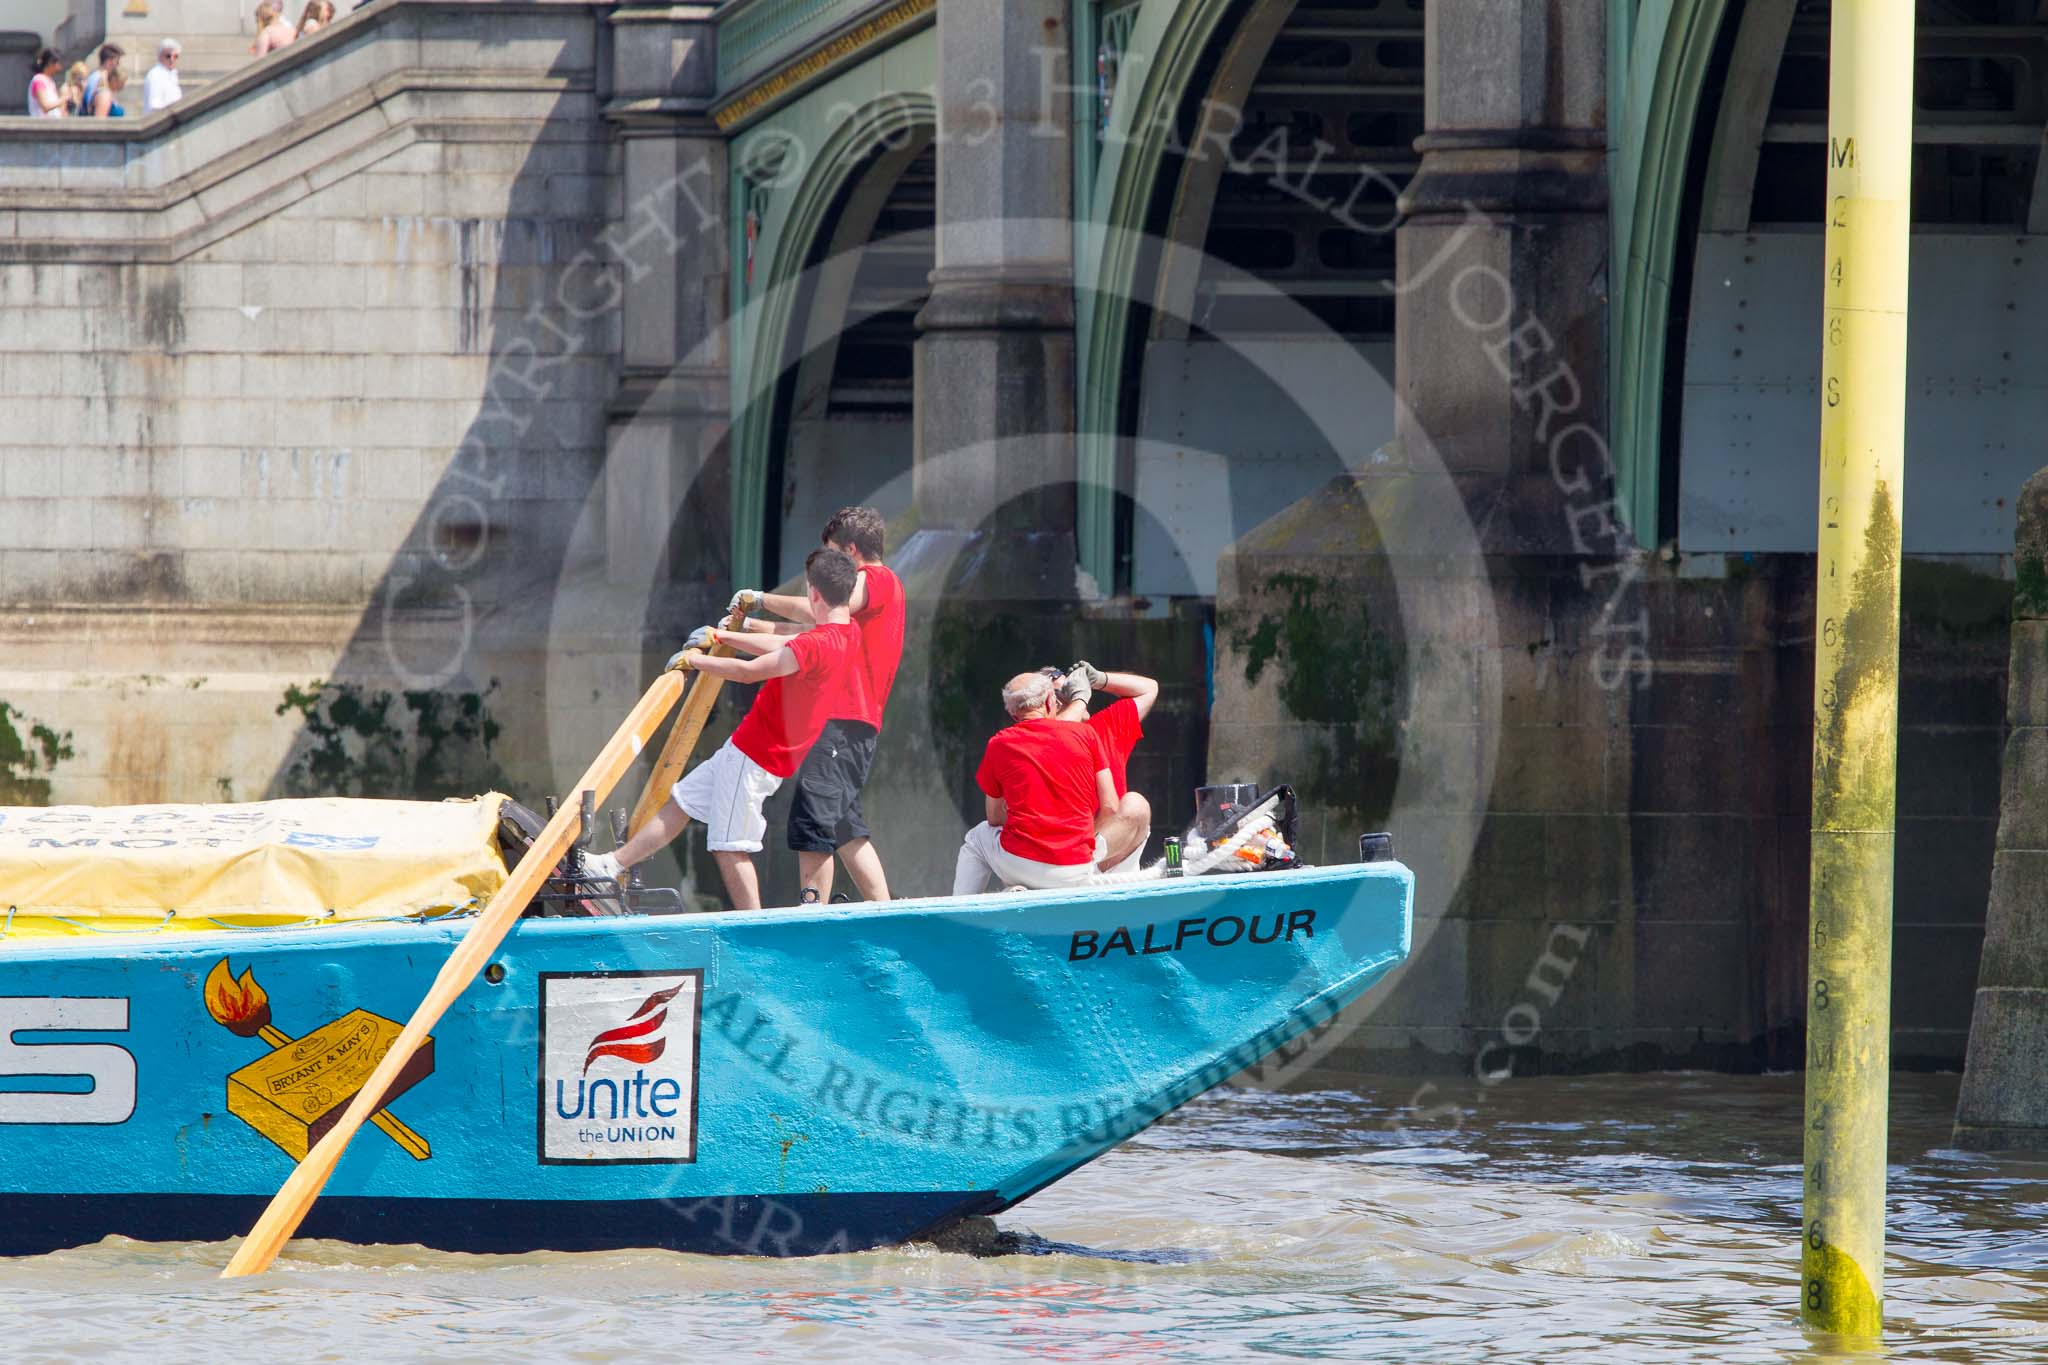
0,0,629,809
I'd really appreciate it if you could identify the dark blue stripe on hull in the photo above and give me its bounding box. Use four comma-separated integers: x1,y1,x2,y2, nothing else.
0,1190,1003,1259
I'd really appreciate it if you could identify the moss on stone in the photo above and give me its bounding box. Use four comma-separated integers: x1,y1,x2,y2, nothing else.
2016,553,2048,621
0,702,74,804
1223,571,1400,819
1900,557,2015,638
923,609,1034,775
274,680,507,799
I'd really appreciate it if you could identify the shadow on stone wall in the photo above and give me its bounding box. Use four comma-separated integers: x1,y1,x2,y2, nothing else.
1203,464,2014,1074
265,83,725,814
271,679,509,799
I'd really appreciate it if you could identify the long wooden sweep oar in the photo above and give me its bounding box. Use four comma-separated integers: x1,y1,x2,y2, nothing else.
626,594,756,838
220,671,688,1278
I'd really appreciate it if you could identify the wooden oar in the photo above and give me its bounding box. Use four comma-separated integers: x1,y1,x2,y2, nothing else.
626,594,756,838
219,671,687,1278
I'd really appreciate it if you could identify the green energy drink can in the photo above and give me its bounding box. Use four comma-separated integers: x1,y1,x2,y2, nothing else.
1163,836,1183,876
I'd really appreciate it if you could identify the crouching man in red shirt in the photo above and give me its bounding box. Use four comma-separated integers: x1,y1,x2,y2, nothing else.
952,671,1146,894
589,548,867,910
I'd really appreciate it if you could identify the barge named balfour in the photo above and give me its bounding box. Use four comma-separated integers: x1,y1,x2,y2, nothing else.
0,792,1410,1257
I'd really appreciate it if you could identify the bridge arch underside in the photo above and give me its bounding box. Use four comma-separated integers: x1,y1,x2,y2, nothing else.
1084,0,1424,598
1674,0,2048,557
725,32,937,586
762,139,935,585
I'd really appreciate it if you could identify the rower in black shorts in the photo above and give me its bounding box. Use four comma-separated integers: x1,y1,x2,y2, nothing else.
728,507,905,903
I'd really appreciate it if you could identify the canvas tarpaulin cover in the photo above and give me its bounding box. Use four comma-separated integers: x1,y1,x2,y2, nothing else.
0,796,509,932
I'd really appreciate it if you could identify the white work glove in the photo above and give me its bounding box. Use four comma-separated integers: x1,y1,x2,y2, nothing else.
727,589,759,617
1056,671,1092,708
1067,660,1109,691
663,625,717,672
582,850,623,883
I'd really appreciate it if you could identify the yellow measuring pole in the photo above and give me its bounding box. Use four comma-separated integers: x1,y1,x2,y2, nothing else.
1802,0,1913,1338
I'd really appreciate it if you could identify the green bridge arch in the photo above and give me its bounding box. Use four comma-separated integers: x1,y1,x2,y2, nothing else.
1609,0,1735,542
718,0,1741,573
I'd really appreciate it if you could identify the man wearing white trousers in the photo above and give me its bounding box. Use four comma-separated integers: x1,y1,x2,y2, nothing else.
952,671,1146,894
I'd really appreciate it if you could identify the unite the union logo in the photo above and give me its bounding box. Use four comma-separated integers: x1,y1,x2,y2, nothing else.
583,982,684,1072
539,970,702,1165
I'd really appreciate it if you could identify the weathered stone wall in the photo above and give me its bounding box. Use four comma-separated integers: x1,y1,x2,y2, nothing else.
1955,469,2048,1147
80,0,254,89
1212,483,2011,1074
0,0,627,808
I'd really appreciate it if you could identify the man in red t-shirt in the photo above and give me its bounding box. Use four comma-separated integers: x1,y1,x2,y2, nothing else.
731,506,904,905
953,672,1145,895
589,548,866,911
1056,661,1160,875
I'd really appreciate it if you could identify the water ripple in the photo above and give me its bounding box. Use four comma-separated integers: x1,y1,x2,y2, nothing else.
2,1073,2042,1361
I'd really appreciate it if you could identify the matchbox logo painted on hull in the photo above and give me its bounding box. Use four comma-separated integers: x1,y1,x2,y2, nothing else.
539,970,702,1165
201,958,433,1161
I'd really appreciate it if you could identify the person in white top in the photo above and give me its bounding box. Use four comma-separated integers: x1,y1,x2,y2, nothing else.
143,40,183,113
26,50,66,117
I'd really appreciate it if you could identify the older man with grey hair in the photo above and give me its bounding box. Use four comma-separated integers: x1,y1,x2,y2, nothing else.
142,39,182,112
952,670,1133,895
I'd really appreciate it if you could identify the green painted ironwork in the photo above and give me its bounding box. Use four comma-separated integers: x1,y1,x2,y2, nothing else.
1075,0,1241,593
1072,0,1146,227
718,0,889,90
1609,0,1733,544
1096,2,1144,137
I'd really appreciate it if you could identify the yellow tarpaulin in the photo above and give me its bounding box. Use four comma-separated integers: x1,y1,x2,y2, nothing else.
0,795,509,936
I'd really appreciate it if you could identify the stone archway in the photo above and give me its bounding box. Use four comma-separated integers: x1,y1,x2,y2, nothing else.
765,137,934,582
1078,0,1295,588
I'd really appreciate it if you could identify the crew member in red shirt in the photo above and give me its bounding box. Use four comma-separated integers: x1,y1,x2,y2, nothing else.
953,672,1145,895
589,548,866,911
1055,660,1160,874
732,506,904,904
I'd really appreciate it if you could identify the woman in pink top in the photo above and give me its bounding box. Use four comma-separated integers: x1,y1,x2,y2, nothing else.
26,50,66,118
250,2,298,57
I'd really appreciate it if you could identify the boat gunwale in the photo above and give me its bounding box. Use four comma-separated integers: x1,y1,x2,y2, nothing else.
0,860,1413,958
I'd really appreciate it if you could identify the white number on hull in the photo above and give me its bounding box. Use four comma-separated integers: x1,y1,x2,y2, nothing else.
0,997,136,1124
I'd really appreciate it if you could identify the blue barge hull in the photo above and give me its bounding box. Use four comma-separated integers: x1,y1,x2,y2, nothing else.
0,864,1410,1257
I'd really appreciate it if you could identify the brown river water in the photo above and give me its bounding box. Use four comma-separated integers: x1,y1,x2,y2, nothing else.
3,1072,2043,1361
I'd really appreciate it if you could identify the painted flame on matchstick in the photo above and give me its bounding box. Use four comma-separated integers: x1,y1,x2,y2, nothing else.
203,958,273,1037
